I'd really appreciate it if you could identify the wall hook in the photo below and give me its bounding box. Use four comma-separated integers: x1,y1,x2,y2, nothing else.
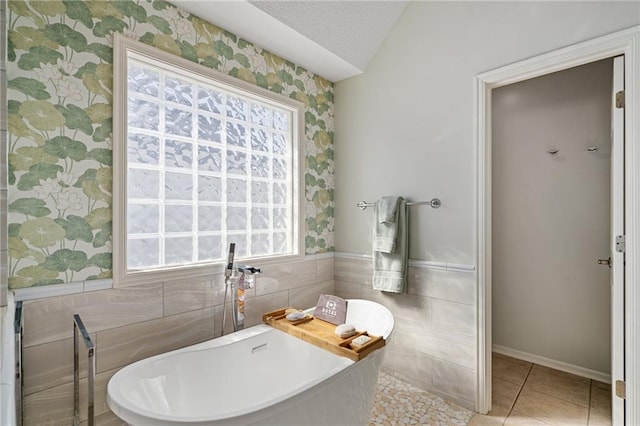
587,146,599,152
547,148,559,155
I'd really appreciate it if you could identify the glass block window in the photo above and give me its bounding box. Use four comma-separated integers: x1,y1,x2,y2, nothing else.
114,37,303,284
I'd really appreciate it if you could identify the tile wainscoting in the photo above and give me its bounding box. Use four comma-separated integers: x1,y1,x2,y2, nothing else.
19,256,334,425
334,253,477,410
18,251,477,423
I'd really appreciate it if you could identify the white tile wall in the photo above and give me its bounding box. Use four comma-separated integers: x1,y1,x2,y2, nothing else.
244,290,289,325
408,267,476,304
316,257,334,283
23,368,117,425
383,344,434,390
335,279,362,299
163,274,224,316
23,283,164,347
432,358,475,406
21,257,335,424
289,279,333,309
392,317,475,369
256,260,317,295
334,255,476,410
96,308,215,372
431,298,475,336
21,251,478,419
23,333,95,395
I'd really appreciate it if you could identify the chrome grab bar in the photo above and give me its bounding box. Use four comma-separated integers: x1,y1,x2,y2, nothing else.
73,314,95,426
14,301,23,426
356,198,441,210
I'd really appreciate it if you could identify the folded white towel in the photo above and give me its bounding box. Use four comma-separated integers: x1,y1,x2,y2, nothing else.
372,196,400,253
373,197,408,294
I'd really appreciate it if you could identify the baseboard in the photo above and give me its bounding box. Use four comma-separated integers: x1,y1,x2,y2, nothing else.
492,344,611,384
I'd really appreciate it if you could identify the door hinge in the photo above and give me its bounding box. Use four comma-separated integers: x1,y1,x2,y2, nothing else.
616,380,626,399
616,90,625,108
616,235,626,253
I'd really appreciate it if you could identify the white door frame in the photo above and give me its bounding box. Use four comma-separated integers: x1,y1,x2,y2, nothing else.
476,25,640,421
611,54,625,424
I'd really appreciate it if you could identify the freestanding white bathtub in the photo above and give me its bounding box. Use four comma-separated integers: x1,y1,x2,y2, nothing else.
107,299,394,425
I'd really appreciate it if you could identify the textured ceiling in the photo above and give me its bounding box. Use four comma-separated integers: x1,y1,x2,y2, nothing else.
171,0,408,81
249,1,408,72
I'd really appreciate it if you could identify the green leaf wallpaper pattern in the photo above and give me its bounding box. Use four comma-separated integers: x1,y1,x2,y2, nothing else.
7,0,335,288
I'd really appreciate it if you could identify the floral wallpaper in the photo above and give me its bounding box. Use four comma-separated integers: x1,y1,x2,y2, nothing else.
6,0,334,288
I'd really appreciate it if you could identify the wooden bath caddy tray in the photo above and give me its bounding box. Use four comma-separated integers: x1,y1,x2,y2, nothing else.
262,307,385,361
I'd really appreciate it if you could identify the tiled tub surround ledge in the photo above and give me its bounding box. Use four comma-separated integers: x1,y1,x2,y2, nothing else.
334,253,477,410
19,256,334,425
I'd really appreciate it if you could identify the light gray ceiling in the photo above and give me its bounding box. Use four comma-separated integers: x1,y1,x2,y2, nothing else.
171,0,408,81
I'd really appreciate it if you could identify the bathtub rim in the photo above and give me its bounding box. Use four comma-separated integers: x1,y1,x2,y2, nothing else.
107,298,395,424
339,298,394,339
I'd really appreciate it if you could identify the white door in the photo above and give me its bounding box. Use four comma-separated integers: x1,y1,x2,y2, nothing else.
610,54,625,425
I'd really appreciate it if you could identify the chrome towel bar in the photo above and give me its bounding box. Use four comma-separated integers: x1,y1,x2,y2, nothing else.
356,198,441,210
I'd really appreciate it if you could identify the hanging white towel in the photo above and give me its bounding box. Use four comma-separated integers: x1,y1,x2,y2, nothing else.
373,197,408,293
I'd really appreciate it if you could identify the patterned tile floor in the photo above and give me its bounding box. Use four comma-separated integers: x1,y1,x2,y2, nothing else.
370,372,474,425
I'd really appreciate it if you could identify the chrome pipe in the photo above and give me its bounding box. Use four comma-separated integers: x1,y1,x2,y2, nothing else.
231,278,242,331
221,262,261,335
221,243,236,336
73,314,95,426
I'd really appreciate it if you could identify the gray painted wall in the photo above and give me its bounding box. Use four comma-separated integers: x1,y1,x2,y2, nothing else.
334,1,639,265
492,59,613,374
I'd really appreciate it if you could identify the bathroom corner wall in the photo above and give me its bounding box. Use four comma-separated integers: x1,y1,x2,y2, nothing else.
334,0,639,410
334,256,476,409
20,256,333,425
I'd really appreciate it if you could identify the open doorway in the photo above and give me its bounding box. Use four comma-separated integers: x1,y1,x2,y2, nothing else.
489,57,615,424
476,26,639,425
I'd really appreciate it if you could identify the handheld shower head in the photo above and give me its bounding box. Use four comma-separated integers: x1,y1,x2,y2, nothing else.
225,243,236,279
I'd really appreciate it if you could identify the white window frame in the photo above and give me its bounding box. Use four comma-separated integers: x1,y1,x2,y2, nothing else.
113,35,305,287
